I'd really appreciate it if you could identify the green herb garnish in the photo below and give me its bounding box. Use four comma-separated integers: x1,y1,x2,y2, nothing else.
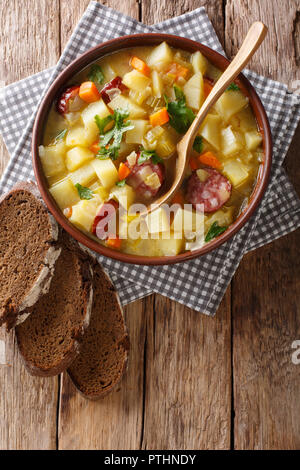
53,129,67,144
96,109,134,160
164,85,195,134
165,86,204,152
205,221,227,242
95,114,114,134
227,83,240,91
88,64,104,84
193,136,203,153
75,183,93,200
138,149,162,165
116,179,126,187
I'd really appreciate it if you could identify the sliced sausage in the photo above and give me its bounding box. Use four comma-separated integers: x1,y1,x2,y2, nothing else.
56,85,84,115
101,77,128,104
186,168,231,213
126,155,165,199
92,199,119,240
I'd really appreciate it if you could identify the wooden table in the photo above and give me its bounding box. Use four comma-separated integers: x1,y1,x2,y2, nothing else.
0,0,299,450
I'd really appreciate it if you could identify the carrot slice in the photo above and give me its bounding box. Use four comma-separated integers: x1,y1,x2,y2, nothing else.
198,151,222,169
106,236,122,250
189,157,199,171
203,78,213,98
79,81,101,103
118,162,131,180
90,140,100,154
149,107,169,127
130,56,151,76
171,189,184,206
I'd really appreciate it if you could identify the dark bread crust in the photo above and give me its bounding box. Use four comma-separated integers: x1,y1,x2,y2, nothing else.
15,231,93,377
67,262,129,400
0,181,61,330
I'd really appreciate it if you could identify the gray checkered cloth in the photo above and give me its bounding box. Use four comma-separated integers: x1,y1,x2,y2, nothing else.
0,2,300,314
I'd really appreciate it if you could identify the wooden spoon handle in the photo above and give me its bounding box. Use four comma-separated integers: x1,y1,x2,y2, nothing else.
178,21,268,156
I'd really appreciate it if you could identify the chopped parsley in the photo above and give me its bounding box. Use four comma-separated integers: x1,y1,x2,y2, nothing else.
95,109,134,160
138,149,163,165
226,83,240,92
205,221,227,242
193,136,203,153
95,114,114,134
53,128,67,144
116,179,126,187
88,64,104,84
75,183,93,200
164,85,195,134
165,86,204,151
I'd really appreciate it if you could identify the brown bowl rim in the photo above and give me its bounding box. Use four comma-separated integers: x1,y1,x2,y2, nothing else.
32,33,272,266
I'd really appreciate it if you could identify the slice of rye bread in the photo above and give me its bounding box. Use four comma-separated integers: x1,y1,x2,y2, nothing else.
67,262,129,399
15,231,93,377
0,181,61,329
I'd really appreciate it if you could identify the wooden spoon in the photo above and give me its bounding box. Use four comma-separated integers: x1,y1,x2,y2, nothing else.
146,21,267,215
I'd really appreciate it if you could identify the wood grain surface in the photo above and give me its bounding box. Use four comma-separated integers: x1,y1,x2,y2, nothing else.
0,0,299,450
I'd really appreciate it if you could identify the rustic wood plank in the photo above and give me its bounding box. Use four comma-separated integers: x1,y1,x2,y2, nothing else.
141,295,231,450
224,0,300,89
58,0,147,451
225,0,300,450
140,0,231,450
0,0,60,450
58,298,147,450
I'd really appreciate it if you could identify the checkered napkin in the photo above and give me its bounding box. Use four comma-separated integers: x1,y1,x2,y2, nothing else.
1,2,300,314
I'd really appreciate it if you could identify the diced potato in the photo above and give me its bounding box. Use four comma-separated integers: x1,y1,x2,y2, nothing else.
39,141,66,177
92,185,109,202
123,69,151,92
69,162,97,187
183,72,204,110
151,70,164,98
156,235,184,256
81,99,111,134
199,114,221,150
69,197,102,232
191,51,208,75
108,95,146,119
126,120,148,144
245,130,262,151
66,125,97,147
49,178,80,209
221,126,243,157
171,207,205,236
230,106,257,132
215,90,248,122
129,87,152,105
223,160,249,186
205,208,233,230
109,184,135,210
155,130,176,158
147,42,173,68
66,146,94,172
92,158,118,189
145,207,170,235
